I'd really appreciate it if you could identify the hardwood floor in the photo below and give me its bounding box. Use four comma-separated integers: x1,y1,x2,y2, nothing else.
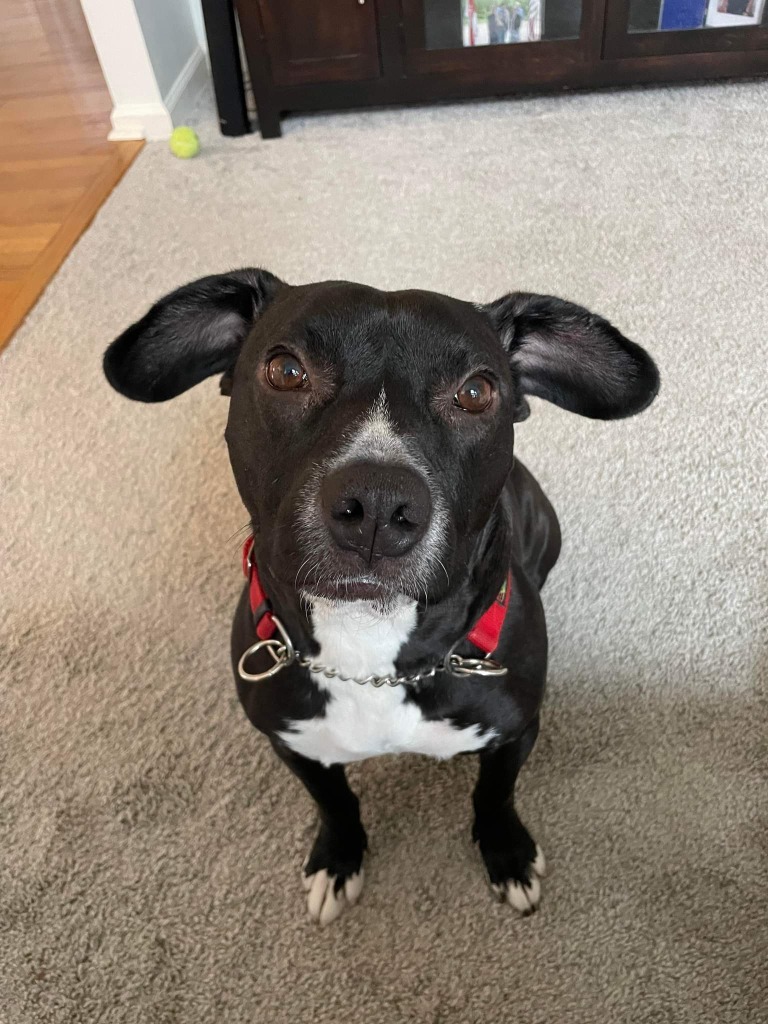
0,0,143,350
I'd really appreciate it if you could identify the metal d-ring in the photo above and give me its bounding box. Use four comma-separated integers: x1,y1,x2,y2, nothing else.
237,615,296,682
444,642,508,678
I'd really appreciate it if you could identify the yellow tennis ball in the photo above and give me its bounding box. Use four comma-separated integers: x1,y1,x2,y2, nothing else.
169,126,199,159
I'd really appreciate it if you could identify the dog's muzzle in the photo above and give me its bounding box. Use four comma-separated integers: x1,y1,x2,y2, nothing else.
320,460,432,564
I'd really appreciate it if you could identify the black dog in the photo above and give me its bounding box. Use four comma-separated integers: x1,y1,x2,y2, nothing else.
104,271,659,924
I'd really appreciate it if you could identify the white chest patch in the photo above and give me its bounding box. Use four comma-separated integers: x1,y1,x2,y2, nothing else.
277,598,495,767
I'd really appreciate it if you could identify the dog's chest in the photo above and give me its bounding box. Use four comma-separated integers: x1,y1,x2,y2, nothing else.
277,599,493,767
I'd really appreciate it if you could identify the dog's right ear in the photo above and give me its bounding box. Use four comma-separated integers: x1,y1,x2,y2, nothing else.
103,268,283,402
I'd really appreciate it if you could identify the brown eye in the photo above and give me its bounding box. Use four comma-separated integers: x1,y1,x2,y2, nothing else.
454,375,494,413
266,353,309,391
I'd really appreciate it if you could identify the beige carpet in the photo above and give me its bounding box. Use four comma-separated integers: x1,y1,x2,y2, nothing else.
2,82,767,1023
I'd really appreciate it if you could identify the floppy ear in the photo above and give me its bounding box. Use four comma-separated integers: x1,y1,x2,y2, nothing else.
103,268,282,402
484,292,659,419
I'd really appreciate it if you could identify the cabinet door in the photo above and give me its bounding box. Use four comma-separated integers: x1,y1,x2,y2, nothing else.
604,0,768,56
400,0,601,82
255,0,381,85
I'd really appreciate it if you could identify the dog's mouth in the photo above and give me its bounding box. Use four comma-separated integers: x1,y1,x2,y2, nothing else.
286,531,448,607
300,575,396,603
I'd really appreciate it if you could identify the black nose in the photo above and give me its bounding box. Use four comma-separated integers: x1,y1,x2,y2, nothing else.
321,461,432,563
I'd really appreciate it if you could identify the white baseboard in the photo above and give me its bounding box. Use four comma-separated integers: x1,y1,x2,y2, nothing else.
107,48,210,142
108,102,173,142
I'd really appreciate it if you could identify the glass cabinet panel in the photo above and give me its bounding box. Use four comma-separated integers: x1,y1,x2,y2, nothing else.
628,0,766,32
423,0,582,49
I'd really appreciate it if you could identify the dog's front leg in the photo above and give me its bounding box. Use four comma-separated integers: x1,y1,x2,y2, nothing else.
272,742,367,925
472,716,546,914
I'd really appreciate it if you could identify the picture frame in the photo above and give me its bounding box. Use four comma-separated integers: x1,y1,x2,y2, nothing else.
458,0,544,48
705,0,765,27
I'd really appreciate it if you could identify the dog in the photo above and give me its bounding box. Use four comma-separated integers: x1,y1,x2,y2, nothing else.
104,271,659,925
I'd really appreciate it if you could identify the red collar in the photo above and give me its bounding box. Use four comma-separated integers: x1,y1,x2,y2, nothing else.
242,536,511,658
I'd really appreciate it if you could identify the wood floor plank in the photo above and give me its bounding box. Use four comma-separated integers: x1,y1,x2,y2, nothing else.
0,136,124,163
0,227,59,274
1,112,113,146
0,158,111,191
0,40,100,67
0,280,23,312
0,90,111,122
0,187,91,226
0,64,107,100
0,0,144,352
0,223,60,242
0,142,142,343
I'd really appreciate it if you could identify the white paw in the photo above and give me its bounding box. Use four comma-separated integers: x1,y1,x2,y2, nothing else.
491,845,547,915
506,873,541,914
302,867,365,926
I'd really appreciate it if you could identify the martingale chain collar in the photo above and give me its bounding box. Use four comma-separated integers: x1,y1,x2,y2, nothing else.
237,536,511,687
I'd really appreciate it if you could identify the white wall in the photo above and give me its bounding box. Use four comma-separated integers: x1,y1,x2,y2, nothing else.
188,0,208,53
133,0,200,98
79,0,210,141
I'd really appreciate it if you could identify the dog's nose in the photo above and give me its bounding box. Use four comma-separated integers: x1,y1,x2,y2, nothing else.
321,461,432,563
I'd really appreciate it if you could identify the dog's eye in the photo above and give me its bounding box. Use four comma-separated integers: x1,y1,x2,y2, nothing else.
266,353,309,391
454,375,493,413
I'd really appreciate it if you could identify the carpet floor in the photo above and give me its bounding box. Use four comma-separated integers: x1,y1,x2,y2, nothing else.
1,82,766,1024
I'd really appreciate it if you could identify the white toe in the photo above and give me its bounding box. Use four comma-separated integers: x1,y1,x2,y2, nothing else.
344,869,365,905
507,880,533,913
533,845,547,878
507,874,541,914
525,874,541,907
305,866,364,924
318,883,345,926
301,870,314,892
307,869,332,919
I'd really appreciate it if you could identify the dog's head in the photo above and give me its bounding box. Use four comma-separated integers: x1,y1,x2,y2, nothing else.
104,271,659,603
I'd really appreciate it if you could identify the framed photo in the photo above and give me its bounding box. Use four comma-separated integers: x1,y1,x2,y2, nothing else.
705,0,765,26
658,0,708,30
461,0,544,47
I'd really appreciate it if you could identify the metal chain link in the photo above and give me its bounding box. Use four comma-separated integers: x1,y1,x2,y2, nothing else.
295,653,437,688
237,614,508,687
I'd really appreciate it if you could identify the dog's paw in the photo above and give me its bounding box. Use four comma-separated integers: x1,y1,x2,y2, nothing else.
302,866,365,925
488,844,546,914
301,822,367,926
473,809,546,916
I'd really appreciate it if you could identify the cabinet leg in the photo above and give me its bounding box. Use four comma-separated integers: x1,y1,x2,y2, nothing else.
200,0,250,137
256,103,282,139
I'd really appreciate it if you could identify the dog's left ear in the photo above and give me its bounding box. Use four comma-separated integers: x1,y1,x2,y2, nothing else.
484,292,660,419
104,268,282,402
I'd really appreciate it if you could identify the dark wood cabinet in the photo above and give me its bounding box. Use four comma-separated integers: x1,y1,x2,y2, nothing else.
254,0,381,85
223,0,768,138
604,0,768,56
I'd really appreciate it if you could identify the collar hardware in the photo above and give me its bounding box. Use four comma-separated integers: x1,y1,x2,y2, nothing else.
239,537,510,687
237,613,296,682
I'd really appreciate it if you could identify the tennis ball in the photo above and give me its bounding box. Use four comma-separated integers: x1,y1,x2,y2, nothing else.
169,126,199,159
